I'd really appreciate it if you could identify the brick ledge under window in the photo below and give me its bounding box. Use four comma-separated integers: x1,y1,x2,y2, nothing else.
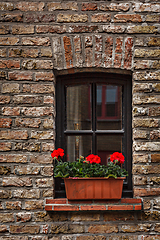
45,198,142,211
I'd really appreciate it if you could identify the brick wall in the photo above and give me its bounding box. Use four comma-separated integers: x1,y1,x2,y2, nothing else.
0,0,160,239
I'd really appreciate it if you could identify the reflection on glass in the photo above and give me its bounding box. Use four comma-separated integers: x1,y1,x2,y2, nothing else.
67,135,92,162
66,85,91,130
97,85,122,130
97,135,122,165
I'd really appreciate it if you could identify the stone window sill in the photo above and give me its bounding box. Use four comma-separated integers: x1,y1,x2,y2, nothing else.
45,198,142,211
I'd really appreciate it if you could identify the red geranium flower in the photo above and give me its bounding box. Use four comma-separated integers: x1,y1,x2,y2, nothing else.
86,154,101,164
110,152,125,164
51,148,64,160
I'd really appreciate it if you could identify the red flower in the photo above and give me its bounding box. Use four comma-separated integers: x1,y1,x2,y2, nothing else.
51,148,64,160
110,152,125,164
86,154,101,164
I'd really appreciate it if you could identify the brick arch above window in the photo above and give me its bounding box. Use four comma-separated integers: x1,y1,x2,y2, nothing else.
51,35,133,71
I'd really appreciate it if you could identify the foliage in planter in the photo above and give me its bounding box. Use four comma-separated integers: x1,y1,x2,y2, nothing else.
51,149,128,179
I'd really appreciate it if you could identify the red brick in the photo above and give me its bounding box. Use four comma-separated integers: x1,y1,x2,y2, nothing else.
134,205,142,210
45,205,52,211
63,36,73,68
54,205,79,211
124,37,133,69
121,198,142,203
46,199,67,204
95,35,102,52
80,205,106,211
0,60,20,69
134,188,160,197
104,36,113,68
108,205,133,210
82,3,97,11
0,118,12,128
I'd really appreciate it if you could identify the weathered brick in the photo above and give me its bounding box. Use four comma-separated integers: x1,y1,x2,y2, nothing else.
57,14,88,23
70,213,100,222
114,14,142,22
100,3,129,12
0,237,28,240
42,189,53,198
8,71,33,81
48,2,78,11
0,225,8,233
127,26,157,34
0,118,12,128
10,225,40,234
40,166,53,176
30,154,52,164
134,60,150,70
133,129,148,139
68,25,99,33
6,201,21,210
146,15,160,22
88,224,118,234
44,96,54,104
34,211,67,222
147,37,160,46
124,37,133,69
2,83,20,93
133,176,147,185
0,25,10,34
149,107,160,117
135,37,145,46
104,212,134,222
150,177,160,185
14,142,41,152
154,199,160,210
0,37,19,45
16,212,32,223
0,130,28,140
0,142,12,151
133,95,160,105
2,177,32,187
134,188,160,197
0,190,11,199
22,37,50,46
9,48,39,58
133,154,148,163
31,130,53,140
42,143,55,152
0,60,20,69
91,14,111,23
22,60,53,70
35,72,54,81
0,2,13,11
41,48,52,57
15,118,41,128
133,83,152,92
152,60,160,69
13,95,43,105
150,130,160,140
104,36,113,68
30,84,54,93
22,107,54,117
15,2,44,11
63,36,74,69
0,48,7,57
0,154,27,163
134,142,160,152
13,166,40,175
0,13,23,22
36,178,53,187
151,154,160,163
143,199,151,210
36,25,66,34
0,70,6,79
13,189,40,199
24,200,43,210
135,49,160,58
121,224,151,232
0,213,14,223
2,107,20,116
133,71,160,81
0,166,11,175
133,3,160,12
43,119,54,129
25,13,55,23
82,3,97,11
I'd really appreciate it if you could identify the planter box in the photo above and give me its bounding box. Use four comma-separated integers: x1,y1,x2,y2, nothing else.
64,177,125,200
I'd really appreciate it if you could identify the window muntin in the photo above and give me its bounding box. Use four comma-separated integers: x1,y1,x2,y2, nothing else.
56,72,132,198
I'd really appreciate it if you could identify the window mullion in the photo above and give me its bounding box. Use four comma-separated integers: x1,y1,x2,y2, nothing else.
92,83,96,154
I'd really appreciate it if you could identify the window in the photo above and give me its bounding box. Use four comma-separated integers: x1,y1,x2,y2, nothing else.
55,72,132,198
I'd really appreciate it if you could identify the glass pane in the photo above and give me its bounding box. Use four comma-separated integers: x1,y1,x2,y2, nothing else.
97,135,122,165
66,85,91,130
67,135,92,162
97,85,122,130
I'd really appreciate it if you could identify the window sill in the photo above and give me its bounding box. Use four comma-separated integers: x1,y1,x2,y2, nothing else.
45,198,142,211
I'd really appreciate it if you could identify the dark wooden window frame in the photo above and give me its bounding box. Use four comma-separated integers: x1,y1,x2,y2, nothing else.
55,72,132,198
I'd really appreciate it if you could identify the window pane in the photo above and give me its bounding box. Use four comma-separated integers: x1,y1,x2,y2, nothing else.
97,135,123,165
97,85,122,130
66,85,91,130
67,135,92,162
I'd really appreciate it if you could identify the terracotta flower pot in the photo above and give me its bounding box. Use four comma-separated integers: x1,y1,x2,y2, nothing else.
64,177,125,200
